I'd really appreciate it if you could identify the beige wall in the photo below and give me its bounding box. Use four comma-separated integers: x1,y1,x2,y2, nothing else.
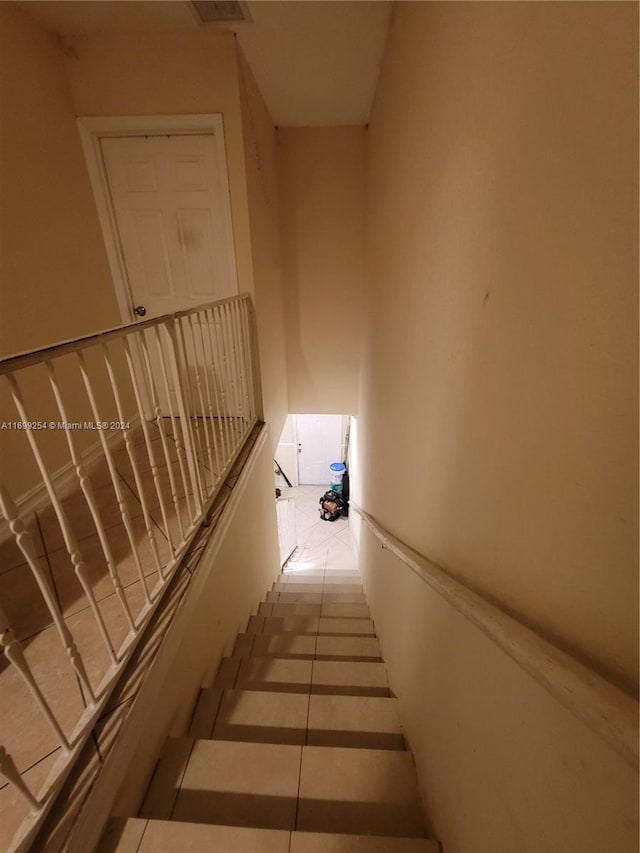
0,6,125,497
359,2,638,850
238,51,289,447
278,127,365,414
362,1,638,688
0,5,119,356
360,529,638,853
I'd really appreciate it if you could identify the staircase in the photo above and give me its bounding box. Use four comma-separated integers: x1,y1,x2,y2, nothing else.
98,562,439,853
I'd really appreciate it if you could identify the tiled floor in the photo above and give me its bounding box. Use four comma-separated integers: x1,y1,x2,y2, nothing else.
0,417,246,851
278,483,355,577
97,514,440,853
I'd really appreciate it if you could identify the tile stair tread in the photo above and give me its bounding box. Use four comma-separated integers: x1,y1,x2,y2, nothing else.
171,739,301,828
246,616,377,636
272,582,364,592
280,558,361,580
278,575,325,583
99,818,438,853
272,583,322,593
249,633,317,658
246,616,375,637
266,591,367,605
280,564,362,583
280,571,327,577
266,591,323,603
210,688,309,744
321,593,367,604
322,574,362,581
141,740,426,838
232,632,383,659
259,602,323,617
317,617,376,636
297,746,425,837
290,831,439,852
188,687,403,748
259,604,375,620
320,584,366,594
207,657,391,702
246,615,322,635
314,635,382,657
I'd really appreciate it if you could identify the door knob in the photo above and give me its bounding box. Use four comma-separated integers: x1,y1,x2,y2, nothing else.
133,305,147,317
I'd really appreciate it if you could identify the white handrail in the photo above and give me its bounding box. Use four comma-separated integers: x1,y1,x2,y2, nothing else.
0,294,260,850
352,504,639,769
0,294,248,375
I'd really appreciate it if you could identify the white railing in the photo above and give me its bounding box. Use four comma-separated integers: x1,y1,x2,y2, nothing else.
276,497,297,566
0,294,258,851
352,504,639,770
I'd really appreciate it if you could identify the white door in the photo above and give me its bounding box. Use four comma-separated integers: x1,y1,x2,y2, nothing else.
100,133,237,319
100,134,237,416
296,415,342,485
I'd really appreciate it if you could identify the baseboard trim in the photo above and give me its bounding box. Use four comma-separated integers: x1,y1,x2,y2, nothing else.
2,414,142,525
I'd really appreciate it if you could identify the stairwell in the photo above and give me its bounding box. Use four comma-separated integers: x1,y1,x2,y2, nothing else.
97,559,440,852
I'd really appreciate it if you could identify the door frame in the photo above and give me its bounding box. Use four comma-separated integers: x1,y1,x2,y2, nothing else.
77,114,238,325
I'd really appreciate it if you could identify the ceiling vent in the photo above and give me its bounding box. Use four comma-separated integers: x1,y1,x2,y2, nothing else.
192,1,249,24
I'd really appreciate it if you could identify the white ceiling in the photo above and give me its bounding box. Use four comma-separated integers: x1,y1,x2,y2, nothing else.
19,0,392,126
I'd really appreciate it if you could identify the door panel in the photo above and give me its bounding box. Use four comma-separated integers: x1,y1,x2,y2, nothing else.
296,415,343,485
177,209,219,296
131,210,174,296
100,133,238,417
100,133,237,319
